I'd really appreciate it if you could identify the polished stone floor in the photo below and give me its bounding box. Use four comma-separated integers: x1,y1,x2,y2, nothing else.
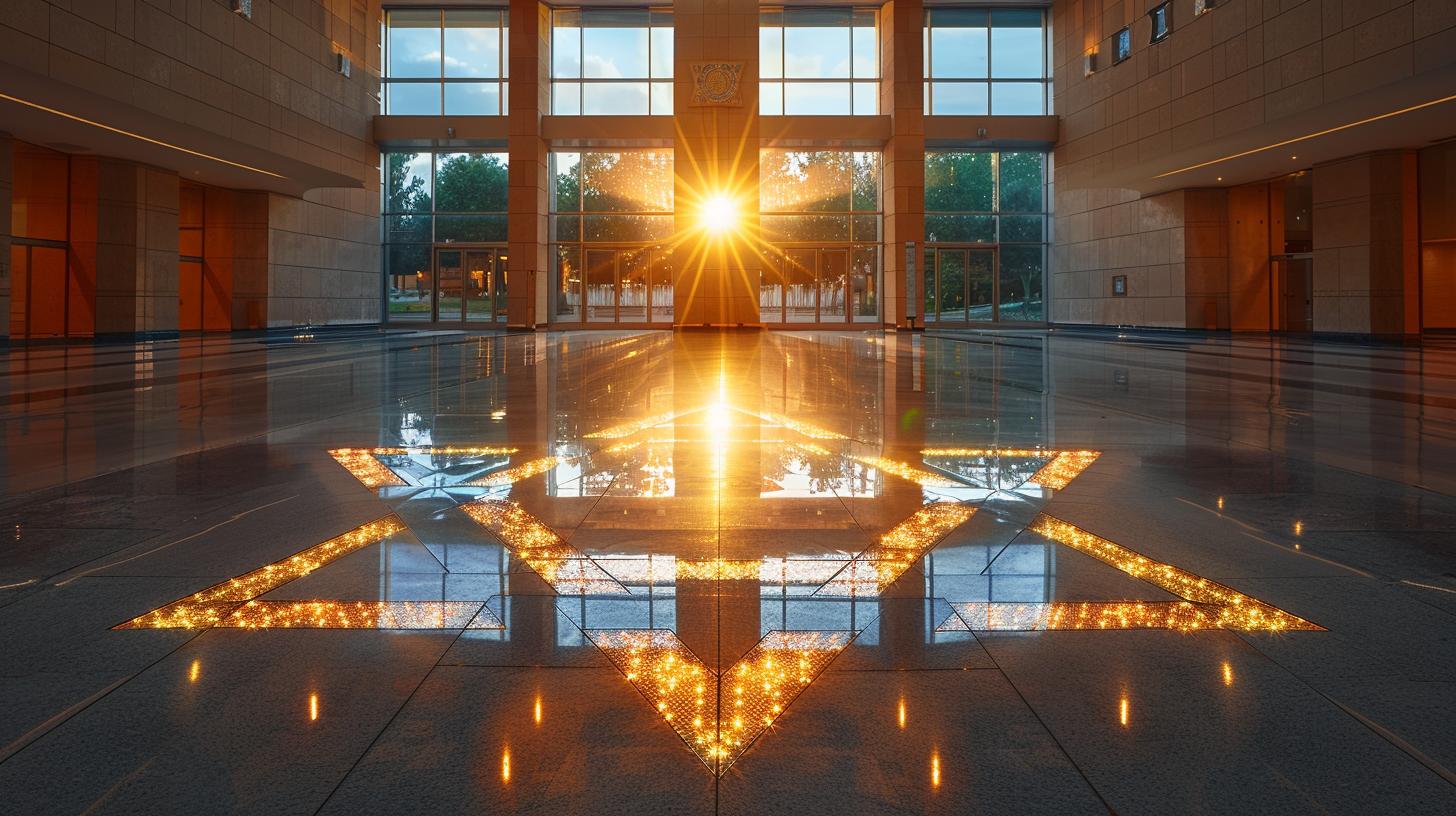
1,328,1454,815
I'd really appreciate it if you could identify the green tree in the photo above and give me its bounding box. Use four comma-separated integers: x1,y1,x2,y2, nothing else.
435,153,509,213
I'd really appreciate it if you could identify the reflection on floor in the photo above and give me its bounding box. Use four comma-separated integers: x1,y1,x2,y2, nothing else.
1,330,1455,814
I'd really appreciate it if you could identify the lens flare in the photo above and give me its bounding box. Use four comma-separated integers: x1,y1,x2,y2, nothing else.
699,194,740,235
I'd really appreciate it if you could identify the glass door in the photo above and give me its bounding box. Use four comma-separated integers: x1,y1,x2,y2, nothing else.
925,246,999,323
819,249,849,322
463,249,492,323
585,249,616,322
619,248,648,322
492,252,509,323
649,247,673,323
434,247,465,322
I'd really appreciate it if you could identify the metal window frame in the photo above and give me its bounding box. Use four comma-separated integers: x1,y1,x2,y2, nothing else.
759,6,881,116
383,8,509,115
923,7,1051,116
549,7,675,116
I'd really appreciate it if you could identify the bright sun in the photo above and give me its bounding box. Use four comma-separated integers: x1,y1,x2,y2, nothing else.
699,194,740,235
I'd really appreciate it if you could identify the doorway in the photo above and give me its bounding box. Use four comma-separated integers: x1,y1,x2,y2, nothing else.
432,245,508,324
9,242,71,340
759,246,879,324
1272,255,1313,333
923,246,997,323
559,245,673,325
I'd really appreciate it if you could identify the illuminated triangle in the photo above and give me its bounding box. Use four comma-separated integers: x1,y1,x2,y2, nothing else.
586,628,852,775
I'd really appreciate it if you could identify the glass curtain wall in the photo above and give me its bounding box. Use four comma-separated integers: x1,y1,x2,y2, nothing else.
923,151,1046,323
760,150,881,324
760,8,878,115
384,9,508,115
924,8,1049,115
550,151,675,324
384,151,510,322
551,9,674,115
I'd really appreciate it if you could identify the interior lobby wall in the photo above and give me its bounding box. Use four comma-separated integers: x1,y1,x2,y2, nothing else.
1420,140,1456,330
0,134,13,342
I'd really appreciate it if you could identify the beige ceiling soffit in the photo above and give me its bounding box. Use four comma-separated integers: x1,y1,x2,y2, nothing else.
1153,92,1456,179
0,91,287,180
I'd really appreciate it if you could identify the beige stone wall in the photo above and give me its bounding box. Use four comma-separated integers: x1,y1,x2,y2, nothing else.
0,0,382,329
1052,187,1188,327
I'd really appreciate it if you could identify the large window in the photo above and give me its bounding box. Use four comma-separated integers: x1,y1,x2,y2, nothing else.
551,9,674,115
923,8,1048,115
550,151,675,323
759,150,882,323
923,151,1046,323
760,8,878,116
384,151,510,321
384,9,508,115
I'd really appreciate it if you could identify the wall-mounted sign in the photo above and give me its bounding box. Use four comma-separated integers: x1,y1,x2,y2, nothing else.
690,63,744,107
1112,275,1127,297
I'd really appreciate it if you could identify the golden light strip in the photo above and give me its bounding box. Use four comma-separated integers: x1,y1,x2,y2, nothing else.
817,503,976,596
1153,92,1456,178
469,456,562,487
743,409,847,440
213,600,499,630
461,498,625,595
116,516,406,629
1029,515,1323,632
940,601,1217,632
0,91,288,179
921,448,1056,457
1028,451,1101,490
585,412,684,439
588,629,852,774
849,455,962,488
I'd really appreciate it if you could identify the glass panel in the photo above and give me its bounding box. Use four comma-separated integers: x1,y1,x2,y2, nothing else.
581,152,673,212
552,10,581,77
464,250,494,322
552,81,581,115
930,16,987,78
990,10,1044,78
552,215,581,242
761,151,852,212
445,82,501,115
783,9,851,78
784,82,851,115
388,10,441,79
852,12,877,78
820,250,848,322
435,214,508,242
999,245,1043,322
999,152,1045,212
585,249,616,322
619,249,648,322
554,245,581,321
444,10,501,78
437,248,465,321
1000,215,1044,243
990,82,1042,115
650,25,673,77
493,252,509,321
761,215,850,243
851,214,879,242
386,83,440,115
852,245,878,322
387,244,432,321
386,214,432,244
853,82,877,114
930,82,987,115
760,25,783,78
852,152,879,210
651,82,673,114
552,153,581,211
583,9,649,78
922,249,937,322
784,249,816,323
925,153,993,212
649,248,674,322
584,215,674,242
435,153,509,212
938,250,966,321
386,153,433,212
925,214,996,243
967,250,994,322
760,257,784,322
582,82,650,115
760,82,783,115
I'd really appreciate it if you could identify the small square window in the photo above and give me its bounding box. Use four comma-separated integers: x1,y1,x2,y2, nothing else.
1194,0,1216,16
1150,4,1171,43
1114,27,1132,63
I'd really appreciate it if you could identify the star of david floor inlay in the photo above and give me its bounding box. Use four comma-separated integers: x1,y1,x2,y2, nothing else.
116,405,1323,775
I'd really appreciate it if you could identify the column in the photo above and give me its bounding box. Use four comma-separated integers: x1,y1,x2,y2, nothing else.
508,0,550,329
672,0,760,326
881,0,925,328
0,134,11,343
1312,151,1420,337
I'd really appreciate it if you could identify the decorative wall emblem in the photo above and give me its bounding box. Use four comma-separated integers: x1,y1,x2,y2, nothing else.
690,62,744,107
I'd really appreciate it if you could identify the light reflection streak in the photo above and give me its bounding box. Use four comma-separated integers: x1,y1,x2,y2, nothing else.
461,499,625,595
818,504,976,596
329,447,520,489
